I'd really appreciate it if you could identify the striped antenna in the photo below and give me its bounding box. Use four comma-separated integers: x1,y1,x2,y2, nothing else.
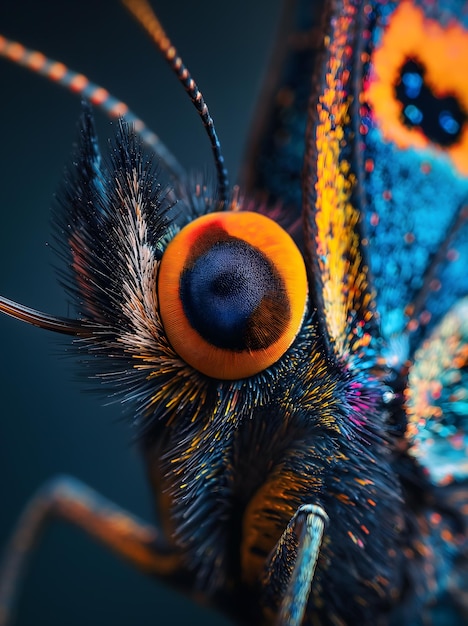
0,35,185,181
122,0,230,206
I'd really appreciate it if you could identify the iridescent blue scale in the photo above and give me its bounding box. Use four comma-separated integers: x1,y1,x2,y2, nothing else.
362,0,468,350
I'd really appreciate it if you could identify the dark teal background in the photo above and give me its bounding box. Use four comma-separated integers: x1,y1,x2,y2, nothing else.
0,1,281,624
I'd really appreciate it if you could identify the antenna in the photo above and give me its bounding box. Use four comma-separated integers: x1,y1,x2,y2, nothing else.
0,296,90,336
122,0,230,206
0,35,185,181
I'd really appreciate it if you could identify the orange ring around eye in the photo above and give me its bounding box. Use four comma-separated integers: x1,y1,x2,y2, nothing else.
158,211,308,379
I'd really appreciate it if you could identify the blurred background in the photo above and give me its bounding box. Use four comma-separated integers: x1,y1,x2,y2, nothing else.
0,0,281,624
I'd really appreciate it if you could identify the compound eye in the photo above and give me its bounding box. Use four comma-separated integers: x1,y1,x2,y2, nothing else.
158,211,308,379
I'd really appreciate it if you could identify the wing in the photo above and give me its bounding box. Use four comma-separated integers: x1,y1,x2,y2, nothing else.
406,297,468,485
243,0,382,367
243,0,468,486
359,0,468,358
241,3,377,374
241,0,328,243
358,0,468,488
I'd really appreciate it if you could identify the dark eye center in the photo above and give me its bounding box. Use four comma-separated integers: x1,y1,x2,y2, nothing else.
395,58,466,147
180,239,290,352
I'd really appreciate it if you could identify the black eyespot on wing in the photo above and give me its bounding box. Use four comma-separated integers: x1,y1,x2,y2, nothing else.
395,58,466,147
365,0,468,174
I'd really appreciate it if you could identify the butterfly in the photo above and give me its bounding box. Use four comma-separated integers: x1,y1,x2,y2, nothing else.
0,0,467,625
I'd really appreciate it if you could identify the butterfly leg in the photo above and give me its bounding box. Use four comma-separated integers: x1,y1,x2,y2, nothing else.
261,504,329,626
0,474,180,626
